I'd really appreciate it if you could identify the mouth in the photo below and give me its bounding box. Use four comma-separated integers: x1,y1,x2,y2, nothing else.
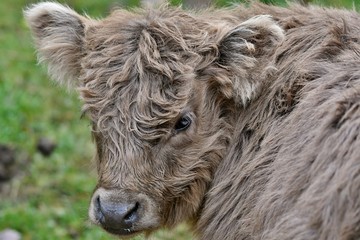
104,226,140,237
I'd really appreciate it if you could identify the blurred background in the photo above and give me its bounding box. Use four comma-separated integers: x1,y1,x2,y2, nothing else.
0,0,358,239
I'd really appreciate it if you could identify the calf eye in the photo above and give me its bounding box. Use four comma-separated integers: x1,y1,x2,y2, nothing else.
174,115,192,132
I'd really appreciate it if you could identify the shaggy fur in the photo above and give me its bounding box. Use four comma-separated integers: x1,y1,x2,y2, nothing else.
25,2,360,239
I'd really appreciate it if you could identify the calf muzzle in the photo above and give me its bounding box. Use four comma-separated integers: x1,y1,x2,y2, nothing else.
96,196,139,235
89,188,143,236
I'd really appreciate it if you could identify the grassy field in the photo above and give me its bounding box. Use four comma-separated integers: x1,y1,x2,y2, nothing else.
0,0,359,239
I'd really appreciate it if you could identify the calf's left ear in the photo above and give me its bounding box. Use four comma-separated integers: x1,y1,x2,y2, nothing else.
24,2,91,88
213,15,284,106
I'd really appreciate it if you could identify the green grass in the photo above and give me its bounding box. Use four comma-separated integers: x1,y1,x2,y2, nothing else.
0,0,358,239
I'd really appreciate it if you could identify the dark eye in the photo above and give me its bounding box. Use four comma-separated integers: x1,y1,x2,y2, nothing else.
174,115,192,132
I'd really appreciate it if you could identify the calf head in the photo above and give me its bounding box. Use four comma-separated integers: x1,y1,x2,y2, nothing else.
25,2,283,237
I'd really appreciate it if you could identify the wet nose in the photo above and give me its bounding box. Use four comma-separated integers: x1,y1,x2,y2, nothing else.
94,195,140,234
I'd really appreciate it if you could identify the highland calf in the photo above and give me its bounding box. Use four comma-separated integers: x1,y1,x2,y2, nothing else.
25,2,360,239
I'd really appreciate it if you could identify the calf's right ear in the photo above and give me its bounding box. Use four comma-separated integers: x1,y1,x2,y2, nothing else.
24,2,90,88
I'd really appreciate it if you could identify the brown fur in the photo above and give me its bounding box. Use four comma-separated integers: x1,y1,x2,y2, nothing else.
25,2,360,239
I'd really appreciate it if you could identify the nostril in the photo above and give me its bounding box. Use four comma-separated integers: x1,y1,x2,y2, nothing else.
96,195,100,208
94,195,105,224
124,202,139,222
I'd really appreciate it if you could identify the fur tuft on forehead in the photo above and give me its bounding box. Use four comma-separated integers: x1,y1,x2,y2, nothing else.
79,7,209,141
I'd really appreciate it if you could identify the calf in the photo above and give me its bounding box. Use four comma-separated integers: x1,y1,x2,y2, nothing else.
25,2,360,239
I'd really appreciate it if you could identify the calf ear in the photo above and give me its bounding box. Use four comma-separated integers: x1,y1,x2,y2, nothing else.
24,2,89,88
216,15,284,106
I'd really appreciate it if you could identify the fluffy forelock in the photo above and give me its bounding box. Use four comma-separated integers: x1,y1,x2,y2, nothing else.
78,6,217,143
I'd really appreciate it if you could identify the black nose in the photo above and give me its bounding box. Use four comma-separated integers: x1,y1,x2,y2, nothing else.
94,195,140,234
